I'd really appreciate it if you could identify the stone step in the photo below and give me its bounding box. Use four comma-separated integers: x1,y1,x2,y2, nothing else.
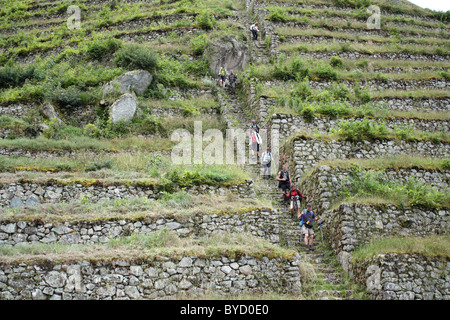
315,289,353,300
221,90,360,300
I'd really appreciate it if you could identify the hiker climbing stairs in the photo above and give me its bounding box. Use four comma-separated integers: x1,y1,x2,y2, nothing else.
218,86,358,299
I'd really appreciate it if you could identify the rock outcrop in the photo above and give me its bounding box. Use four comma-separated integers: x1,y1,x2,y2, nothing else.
109,93,138,123
102,70,153,97
207,35,250,73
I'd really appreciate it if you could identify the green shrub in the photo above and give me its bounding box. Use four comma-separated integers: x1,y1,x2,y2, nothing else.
330,56,343,68
137,114,165,135
0,62,36,89
190,34,209,56
53,125,83,140
181,106,200,117
441,69,450,80
315,101,352,118
272,57,309,81
356,59,369,70
84,160,113,172
86,37,122,60
311,61,338,80
353,82,372,103
83,123,101,138
433,10,450,24
442,158,450,170
301,106,315,122
114,44,159,72
50,86,92,110
333,119,389,141
330,82,350,100
195,11,215,30
108,119,135,136
267,7,291,22
339,43,351,52
291,79,312,100
333,0,370,9
183,57,210,76
392,124,415,141
341,168,449,209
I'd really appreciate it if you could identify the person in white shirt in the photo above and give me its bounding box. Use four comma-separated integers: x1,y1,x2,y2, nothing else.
261,147,273,179
250,22,259,40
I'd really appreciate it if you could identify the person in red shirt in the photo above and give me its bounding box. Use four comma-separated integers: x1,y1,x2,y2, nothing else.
283,182,307,217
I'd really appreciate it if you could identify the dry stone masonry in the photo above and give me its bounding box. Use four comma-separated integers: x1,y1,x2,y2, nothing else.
326,203,449,255
349,253,449,300
0,208,281,246
297,165,449,215
288,138,449,182
270,113,449,140
0,180,256,208
0,253,302,300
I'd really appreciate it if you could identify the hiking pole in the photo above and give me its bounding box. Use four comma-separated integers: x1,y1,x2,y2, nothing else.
319,218,324,246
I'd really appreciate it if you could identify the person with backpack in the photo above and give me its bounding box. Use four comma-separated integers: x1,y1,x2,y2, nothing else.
261,147,273,179
249,119,259,133
218,66,227,88
299,203,321,251
228,70,238,90
249,128,262,161
250,22,259,40
276,164,291,203
283,182,307,217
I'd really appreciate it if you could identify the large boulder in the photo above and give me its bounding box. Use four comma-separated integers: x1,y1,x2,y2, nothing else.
103,70,153,97
206,35,250,74
40,102,65,125
109,93,137,124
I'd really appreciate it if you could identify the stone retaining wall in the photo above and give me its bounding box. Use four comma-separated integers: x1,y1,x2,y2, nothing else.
290,50,450,63
0,207,281,246
287,138,448,182
0,103,34,118
279,34,439,49
0,180,255,208
244,82,276,124
252,0,444,24
270,113,449,140
149,105,219,118
0,253,302,300
296,165,449,215
349,253,450,300
325,203,449,255
261,78,449,93
373,97,449,112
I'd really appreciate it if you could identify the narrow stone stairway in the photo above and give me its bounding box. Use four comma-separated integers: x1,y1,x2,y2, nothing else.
218,90,359,299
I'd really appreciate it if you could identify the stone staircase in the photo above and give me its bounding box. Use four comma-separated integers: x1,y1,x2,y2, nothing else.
218,89,360,299
215,6,364,298
250,39,270,64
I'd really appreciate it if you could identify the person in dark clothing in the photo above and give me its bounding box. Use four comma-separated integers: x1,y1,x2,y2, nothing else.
249,119,259,133
276,164,292,203
228,70,238,87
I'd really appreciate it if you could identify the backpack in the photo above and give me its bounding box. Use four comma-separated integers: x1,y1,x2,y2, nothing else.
250,124,259,133
278,170,290,188
302,209,314,228
291,188,302,200
262,152,271,164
